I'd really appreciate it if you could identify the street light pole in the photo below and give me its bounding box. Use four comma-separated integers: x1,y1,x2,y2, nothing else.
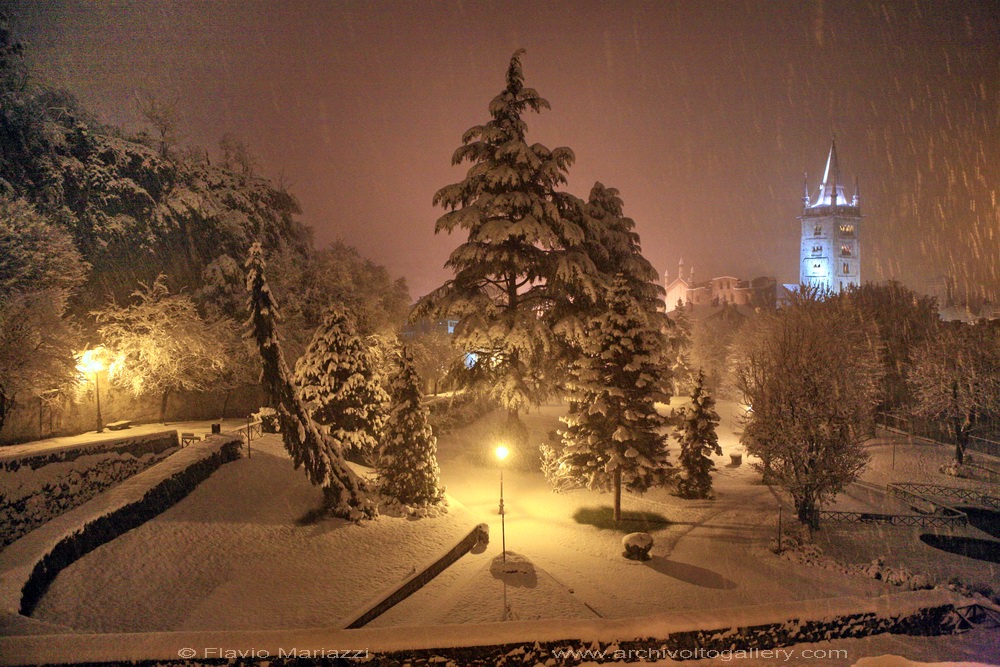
77,348,106,434
499,465,506,563
495,445,509,563
94,370,103,433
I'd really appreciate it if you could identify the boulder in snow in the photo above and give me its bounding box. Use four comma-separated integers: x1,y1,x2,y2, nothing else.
622,532,653,561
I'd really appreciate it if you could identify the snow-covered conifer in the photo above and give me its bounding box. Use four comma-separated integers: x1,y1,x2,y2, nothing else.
550,183,664,363
556,276,673,521
414,49,590,445
674,370,722,499
244,243,375,520
376,346,444,507
294,308,387,462
669,303,695,395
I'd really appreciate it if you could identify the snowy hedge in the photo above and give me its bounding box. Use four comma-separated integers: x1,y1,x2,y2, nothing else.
0,432,180,549
0,435,241,617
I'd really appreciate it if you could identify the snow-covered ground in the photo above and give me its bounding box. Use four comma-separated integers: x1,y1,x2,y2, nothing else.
374,399,896,626
819,435,999,595
9,400,999,665
29,434,478,632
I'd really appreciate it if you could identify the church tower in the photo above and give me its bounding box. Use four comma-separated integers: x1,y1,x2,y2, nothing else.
799,139,862,292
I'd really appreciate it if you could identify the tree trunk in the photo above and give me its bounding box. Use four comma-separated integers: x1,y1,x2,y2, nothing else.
797,497,819,530
956,422,968,467
0,388,11,435
160,388,171,424
614,467,622,522
221,389,232,420
505,407,528,448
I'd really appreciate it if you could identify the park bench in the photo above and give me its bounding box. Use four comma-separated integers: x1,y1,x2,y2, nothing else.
106,420,132,431
180,432,201,447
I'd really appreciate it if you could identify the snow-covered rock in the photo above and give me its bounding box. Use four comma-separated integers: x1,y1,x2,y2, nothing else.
622,532,654,561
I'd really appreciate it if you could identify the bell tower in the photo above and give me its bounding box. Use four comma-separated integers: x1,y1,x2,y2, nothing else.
799,139,862,293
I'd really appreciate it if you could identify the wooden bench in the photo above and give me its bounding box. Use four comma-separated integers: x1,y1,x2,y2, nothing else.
106,420,132,431
180,432,201,447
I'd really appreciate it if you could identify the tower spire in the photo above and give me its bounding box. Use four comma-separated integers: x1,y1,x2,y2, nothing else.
853,175,860,206
819,138,843,206
803,172,810,208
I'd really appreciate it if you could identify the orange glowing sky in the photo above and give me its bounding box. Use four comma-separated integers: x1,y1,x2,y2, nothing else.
21,1,999,301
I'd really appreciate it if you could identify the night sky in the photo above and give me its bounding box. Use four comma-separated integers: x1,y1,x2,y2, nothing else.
18,0,999,302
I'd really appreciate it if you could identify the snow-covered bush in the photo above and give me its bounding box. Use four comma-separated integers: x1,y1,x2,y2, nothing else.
425,393,494,436
777,539,935,592
252,407,280,433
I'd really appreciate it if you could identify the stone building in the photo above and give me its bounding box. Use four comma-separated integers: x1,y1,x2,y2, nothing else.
799,139,862,293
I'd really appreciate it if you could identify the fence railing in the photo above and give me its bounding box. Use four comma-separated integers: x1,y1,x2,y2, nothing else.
236,419,263,458
820,481,1000,528
875,413,1000,459
888,482,1000,510
818,509,968,529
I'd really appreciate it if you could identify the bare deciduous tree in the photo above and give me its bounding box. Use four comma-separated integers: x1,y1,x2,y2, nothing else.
732,291,881,529
910,321,1000,465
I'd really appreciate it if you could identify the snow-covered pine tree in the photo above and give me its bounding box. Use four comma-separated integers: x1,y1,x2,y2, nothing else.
244,243,375,520
669,301,695,395
557,276,673,521
549,183,663,360
294,308,388,463
582,183,663,317
376,346,445,507
674,369,722,499
414,49,590,446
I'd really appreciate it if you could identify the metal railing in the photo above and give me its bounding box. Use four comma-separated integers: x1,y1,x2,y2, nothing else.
888,482,1000,510
818,509,968,529
236,419,263,458
819,481,1000,528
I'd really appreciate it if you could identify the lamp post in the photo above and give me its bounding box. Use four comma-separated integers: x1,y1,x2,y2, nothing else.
77,348,105,433
495,444,509,563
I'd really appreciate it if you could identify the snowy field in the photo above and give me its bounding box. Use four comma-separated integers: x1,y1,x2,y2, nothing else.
30,434,478,632
13,401,1000,664
819,435,999,594
373,399,902,626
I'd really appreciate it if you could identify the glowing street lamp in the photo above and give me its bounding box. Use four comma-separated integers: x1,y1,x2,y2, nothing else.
495,444,509,562
76,347,106,433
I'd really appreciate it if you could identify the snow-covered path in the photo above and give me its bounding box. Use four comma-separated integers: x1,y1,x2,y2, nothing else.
23,399,997,635
378,400,894,625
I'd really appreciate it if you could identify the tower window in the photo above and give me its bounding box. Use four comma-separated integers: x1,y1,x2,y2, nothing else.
839,224,855,235
814,225,822,236
841,244,852,256
814,262,822,269
843,262,850,273
812,245,822,254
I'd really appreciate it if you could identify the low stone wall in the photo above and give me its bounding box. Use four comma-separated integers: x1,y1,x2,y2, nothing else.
0,435,242,618
370,603,960,666
0,592,970,666
346,523,489,628
0,432,180,549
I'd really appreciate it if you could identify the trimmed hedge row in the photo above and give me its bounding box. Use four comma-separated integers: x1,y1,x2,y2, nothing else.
1,434,180,549
0,433,179,473
19,436,241,616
